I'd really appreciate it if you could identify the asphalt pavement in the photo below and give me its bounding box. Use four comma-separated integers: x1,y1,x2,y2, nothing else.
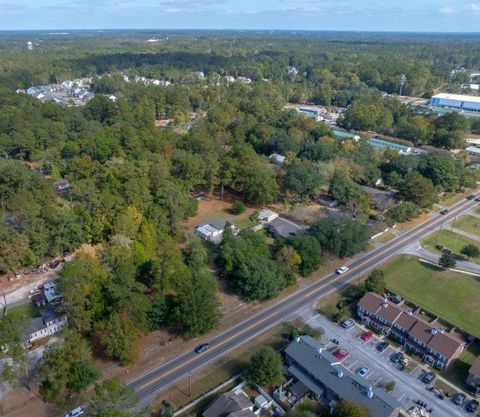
126,194,480,406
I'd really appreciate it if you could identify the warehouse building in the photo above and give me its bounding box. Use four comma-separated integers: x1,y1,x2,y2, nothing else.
430,93,480,112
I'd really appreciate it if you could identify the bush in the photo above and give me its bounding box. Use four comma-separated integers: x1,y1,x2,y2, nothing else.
439,253,456,269
385,381,396,393
231,200,246,215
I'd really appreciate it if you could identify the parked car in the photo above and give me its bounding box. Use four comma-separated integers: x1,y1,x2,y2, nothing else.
341,319,355,329
421,371,436,384
399,356,410,367
466,399,479,413
336,265,349,274
360,330,374,342
64,407,83,417
467,195,476,200
376,341,389,352
440,209,449,215
453,393,466,406
333,348,349,360
356,366,369,377
194,343,209,354
390,352,403,363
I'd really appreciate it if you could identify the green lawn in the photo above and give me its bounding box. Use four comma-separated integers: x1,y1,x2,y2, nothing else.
8,302,39,319
382,255,480,338
451,215,480,238
421,229,480,263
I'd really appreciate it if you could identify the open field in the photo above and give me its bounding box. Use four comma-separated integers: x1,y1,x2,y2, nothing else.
452,214,480,238
421,229,480,263
382,255,480,338
8,302,39,319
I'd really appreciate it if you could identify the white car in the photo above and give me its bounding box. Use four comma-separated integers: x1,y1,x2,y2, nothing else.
336,266,349,274
64,407,83,417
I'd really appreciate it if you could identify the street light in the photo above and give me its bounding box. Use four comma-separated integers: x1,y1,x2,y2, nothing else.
399,74,407,96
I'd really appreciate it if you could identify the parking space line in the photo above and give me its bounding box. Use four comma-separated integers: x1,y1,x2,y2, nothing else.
347,359,358,370
398,394,406,401
374,376,383,386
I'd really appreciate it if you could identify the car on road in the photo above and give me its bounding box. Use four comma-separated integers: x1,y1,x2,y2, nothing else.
440,209,449,215
194,343,209,354
453,393,466,406
360,330,374,341
467,195,476,200
421,371,436,384
341,319,355,329
390,352,403,363
376,341,389,352
333,348,349,360
466,399,479,413
476,197,480,202
336,265,349,274
356,366,369,377
64,407,83,417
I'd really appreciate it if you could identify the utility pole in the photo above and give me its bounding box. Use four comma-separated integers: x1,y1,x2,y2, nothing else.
188,371,192,397
399,74,407,96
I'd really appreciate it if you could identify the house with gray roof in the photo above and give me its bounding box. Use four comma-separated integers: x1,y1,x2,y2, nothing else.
196,218,239,244
264,217,306,239
203,390,255,417
284,336,400,417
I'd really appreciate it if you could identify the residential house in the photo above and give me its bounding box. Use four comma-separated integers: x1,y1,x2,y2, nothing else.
269,153,286,166
316,194,339,208
466,357,480,394
196,218,238,244
203,390,255,417
264,217,306,239
258,209,279,224
284,336,400,417
357,292,465,370
31,292,47,307
25,306,67,345
53,179,71,192
359,185,396,212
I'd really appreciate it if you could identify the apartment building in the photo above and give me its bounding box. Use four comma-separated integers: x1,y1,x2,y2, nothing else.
357,293,465,370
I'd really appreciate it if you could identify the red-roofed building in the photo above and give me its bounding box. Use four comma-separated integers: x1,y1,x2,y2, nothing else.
357,292,465,370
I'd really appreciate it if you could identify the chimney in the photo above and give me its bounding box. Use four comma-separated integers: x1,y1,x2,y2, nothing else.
431,328,438,335
295,336,300,343
366,386,374,399
336,368,343,378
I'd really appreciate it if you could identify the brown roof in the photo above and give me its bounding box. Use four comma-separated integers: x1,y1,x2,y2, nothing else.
357,292,383,313
429,332,465,359
31,293,47,303
469,357,480,378
395,312,417,331
358,292,402,324
409,320,435,345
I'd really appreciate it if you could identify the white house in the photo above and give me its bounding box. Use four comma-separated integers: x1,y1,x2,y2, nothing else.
258,209,278,224
25,306,67,345
196,218,238,243
269,153,286,166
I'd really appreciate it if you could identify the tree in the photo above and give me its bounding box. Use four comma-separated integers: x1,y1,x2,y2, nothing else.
329,170,369,217
285,163,323,200
309,217,370,258
364,270,386,294
38,332,99,403
399,172,437,208
461,243,480,259
247,346,284,387
288,236,323,277
90,379,143,417
232,200,246,215
101,313,139,366
439,253,456,269
387,201,420,223
335,400,372,417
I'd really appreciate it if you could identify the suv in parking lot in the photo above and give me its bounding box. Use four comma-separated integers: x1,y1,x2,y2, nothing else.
466,399,479,413
453,393,466,406
341,319,355,329
376,341,389,352
390,352,403,363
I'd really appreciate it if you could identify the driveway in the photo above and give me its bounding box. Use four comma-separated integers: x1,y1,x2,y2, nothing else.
291,306,475,417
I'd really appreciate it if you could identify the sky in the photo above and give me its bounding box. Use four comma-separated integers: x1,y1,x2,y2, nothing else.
1,0,480,32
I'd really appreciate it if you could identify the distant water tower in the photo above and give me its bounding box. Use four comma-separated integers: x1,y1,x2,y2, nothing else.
27,41,33,50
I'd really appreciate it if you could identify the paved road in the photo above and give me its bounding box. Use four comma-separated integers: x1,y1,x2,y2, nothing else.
124,194,480,406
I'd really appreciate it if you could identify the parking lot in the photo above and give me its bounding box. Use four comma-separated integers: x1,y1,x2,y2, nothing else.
292,306,478,417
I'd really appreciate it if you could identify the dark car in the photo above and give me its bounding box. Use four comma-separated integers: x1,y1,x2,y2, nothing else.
466,399,479,413
194,343,209,354
467,195,476,200
440,209,449,215
390,352,403,363
453,393,466,406
421,371,436,384
377,341,389,352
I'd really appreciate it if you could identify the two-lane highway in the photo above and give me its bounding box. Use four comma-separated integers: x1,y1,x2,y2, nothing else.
128,194,479,403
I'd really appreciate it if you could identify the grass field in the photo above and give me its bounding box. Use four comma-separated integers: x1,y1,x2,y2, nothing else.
421,229,480,263
442,342,480,388
452,214,480,238
8,302,39,319
382,255,480,338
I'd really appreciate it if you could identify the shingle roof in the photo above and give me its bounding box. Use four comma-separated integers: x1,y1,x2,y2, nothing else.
203,392,254,417
469,357,480,378
285,336,400,417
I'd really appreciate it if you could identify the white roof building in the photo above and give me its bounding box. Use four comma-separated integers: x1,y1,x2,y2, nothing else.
466,146,480,156
258,209,278,224
430,93,480,112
